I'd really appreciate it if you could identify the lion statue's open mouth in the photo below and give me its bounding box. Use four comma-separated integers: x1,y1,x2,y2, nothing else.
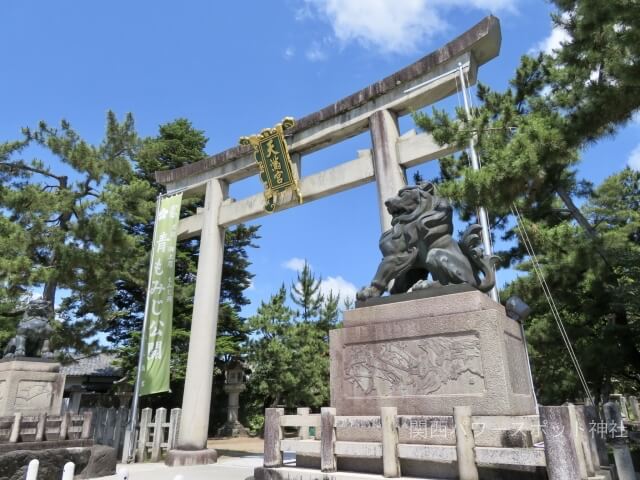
385,195,415,216
357,182,499,302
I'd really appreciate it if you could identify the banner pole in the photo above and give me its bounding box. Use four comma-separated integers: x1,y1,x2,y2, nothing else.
124,195,162,463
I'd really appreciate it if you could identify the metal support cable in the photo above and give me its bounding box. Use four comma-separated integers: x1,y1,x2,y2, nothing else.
513,204,590,395
511,204,594,405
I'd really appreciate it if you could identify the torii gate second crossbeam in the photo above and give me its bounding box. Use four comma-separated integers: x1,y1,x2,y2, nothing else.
155,16,502,463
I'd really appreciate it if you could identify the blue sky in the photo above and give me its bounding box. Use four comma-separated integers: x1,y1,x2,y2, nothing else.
1,0,638,320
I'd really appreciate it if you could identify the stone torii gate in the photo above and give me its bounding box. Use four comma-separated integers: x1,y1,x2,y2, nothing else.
156,16,501,463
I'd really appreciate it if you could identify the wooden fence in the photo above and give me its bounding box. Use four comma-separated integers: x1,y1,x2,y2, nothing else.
87,406,181,462
90,406,129,457
0,406,179,464
0,411,92,444
135,407,181,462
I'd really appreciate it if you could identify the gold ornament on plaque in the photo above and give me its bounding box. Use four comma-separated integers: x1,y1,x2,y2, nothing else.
240,117,302,212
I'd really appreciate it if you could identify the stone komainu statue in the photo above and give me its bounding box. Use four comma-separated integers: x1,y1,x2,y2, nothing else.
357,182,499,301
3,298,55,359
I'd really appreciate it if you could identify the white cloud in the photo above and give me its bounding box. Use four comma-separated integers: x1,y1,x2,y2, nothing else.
282,257,309,272
299,0,518,55
628,144,640,171
306,41,328,61
531,25,571,55
319,275,358,302
283,256,357,301
530,13,572,56
294,4,314,21
283,46,296,60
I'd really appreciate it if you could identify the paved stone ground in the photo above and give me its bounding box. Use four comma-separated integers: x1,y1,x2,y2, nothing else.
207,436,264,457
93,438,296,480
95,460,256,480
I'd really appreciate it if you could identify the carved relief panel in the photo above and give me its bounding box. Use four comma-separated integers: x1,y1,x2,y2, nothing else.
343,334,485,398
14,380,54,410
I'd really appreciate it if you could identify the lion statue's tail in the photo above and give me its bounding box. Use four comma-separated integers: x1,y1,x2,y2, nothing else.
459,224,500,293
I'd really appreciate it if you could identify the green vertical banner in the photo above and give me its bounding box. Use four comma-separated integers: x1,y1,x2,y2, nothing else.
140,193,183,396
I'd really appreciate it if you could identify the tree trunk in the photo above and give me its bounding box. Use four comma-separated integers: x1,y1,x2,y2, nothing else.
41,176,71,319
42,280,57,316
555,186,612,269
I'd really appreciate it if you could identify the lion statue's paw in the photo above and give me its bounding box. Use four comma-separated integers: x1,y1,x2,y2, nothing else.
410,279,443,291
356,285,383,302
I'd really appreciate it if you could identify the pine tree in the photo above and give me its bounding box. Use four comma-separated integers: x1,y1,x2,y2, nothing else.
290,261,323,321
245,268,347,419
245,282,334,412
105,119,260,395
413,1,640,265
505,169,640,402
318,291,340,333
0,139,31,344
413,54,580,237
246,285,297,409
0,113,141,354
549,0,640,145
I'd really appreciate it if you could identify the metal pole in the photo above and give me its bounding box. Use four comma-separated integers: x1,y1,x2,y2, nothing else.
124,195,163,463
458,62,499,302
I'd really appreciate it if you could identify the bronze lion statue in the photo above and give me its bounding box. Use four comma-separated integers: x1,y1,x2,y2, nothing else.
357,183,499,301
3,298,55,359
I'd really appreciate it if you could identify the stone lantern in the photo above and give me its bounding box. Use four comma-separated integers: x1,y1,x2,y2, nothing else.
216,360,249,437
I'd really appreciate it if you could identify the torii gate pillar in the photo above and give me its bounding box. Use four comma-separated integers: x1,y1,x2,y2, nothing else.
166,179,226,464
370,109,407,232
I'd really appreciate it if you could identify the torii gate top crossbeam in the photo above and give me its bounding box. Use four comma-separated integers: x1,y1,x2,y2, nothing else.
155,16,501,196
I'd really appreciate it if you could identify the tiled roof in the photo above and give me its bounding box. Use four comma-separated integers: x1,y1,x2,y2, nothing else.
60,353,120,377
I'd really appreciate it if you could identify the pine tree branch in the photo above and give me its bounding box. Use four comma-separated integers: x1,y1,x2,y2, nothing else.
555,186,598,238
0,161,66,182
555,185,614,271
75,177,99,199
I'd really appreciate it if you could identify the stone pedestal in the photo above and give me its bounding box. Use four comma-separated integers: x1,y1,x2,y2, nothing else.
0,358,66,416
330,290,536,416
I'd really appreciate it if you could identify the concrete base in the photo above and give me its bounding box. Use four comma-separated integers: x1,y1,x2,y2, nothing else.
596,466,614,480
255,466,545,480
0,358,65,416
331,290,536,416
255,466,423,480
164,448,218,466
